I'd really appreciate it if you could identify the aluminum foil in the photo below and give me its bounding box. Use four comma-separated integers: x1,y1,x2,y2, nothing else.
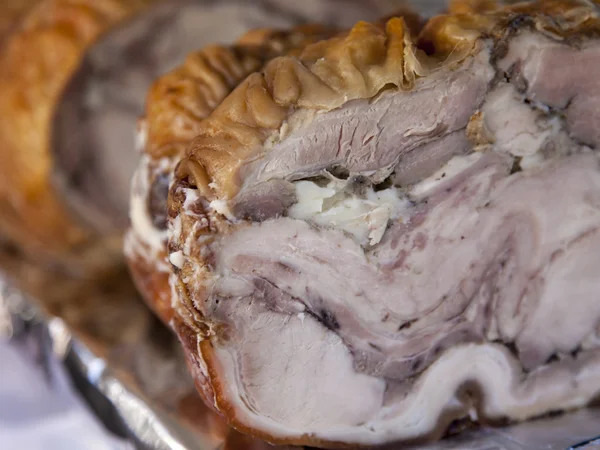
2,276,600,450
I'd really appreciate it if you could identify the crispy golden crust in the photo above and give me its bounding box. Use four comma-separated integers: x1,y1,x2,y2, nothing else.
422,0,600,55
175,315,296,450
145,24,334,159
0,0,152,275
127,25,337,326
164,1,600,446
177,0,600,202
127,250,174,323
180,18,427,200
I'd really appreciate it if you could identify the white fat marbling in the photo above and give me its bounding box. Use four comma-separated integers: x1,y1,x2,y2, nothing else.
288,180,412,246
183,188,200,212
209,199,236,221
169,251,185,269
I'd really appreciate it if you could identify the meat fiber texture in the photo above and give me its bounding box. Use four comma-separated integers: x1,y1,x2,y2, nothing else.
132,0,600,447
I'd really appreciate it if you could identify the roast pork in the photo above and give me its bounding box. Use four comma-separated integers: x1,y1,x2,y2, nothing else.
138,0,600,447
125,0,411,326
125,24,339,324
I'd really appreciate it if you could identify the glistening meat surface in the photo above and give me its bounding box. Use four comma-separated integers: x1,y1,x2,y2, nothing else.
159,1,600,447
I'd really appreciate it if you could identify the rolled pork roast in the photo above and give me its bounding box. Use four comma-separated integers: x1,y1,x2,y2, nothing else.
122,1,408,332
126,0,600,447
125,24,341,324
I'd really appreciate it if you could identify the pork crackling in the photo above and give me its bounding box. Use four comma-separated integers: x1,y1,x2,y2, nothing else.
142,0,600,447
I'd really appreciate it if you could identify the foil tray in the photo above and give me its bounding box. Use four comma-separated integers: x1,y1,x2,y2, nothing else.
2,275,600,450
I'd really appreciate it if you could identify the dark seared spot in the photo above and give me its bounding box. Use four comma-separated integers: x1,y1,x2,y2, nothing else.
398,319,416,332
503,341,520,359
369,342,382,352
444,417,478,438
547,409,565,418
432,345,444,357
347,175,371,196
329,166,349,180
508,14,534,33
382,313,390,323
319,309,340,331
510,156,522,174
374,176,393,192
411,356,423,372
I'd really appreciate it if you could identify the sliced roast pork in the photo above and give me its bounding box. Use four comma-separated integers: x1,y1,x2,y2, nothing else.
125,0,408,325
160,0,600,447
125,25,338,324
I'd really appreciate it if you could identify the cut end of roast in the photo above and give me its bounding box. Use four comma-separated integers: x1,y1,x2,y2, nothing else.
164,2,600,447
